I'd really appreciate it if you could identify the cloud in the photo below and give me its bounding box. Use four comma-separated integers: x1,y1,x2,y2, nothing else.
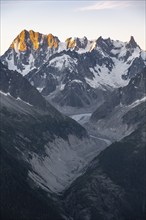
78,1,131,11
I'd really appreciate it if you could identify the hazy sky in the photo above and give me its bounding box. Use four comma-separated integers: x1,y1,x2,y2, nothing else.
1,0,145,54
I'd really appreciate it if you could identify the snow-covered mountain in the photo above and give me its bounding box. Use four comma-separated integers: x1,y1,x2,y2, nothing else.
1,30,146,110
87,67,146,141
1,38,145,219
62,68,146,220
1,30,96,75
1,62,113,220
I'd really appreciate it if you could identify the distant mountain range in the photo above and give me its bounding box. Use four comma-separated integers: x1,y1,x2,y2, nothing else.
1,30,146,110
0,30,146,220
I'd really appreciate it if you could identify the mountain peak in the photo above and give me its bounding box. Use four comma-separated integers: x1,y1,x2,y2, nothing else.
47,33,59,49
19,29,29,35
66,37,76,49
127,36,139,49
65,36,90,50
11,29,29,51
29,30,40,50
2,31,144,78
10,29,60,52
96,36,103,42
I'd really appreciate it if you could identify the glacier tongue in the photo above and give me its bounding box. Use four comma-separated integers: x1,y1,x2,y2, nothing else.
28,135,110,193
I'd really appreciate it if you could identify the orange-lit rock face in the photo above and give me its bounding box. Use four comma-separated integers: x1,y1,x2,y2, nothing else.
29,30,39,50
66,38,76,49
10,30,59,51
11,30,27,51
47,34,58,49
18,30,27,51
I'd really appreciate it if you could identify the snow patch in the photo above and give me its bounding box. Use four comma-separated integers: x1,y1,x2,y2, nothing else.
71,79,83,84
112,40,125,48
140,51,146,61
70,113,92,125
37,87,44,93
86,59,130,89
0,91,11,96
128,96,146,108
49,54,78,72
6,57,18,72
58,42,66,52
60,83,65,91
16,97,33,106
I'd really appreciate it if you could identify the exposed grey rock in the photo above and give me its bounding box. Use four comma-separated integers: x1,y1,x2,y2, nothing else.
91,67,146,122
63,123,146,220
1,31,145,109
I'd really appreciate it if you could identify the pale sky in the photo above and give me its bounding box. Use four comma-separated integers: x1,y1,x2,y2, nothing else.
0,0,145,55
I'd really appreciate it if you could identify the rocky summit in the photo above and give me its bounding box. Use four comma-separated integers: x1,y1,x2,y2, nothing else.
1,28,146,220
1,30,146,111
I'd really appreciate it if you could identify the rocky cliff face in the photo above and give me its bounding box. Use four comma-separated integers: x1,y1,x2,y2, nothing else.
91,67,146,122
10,30,60,51
63,123,146,220
1,30,145,109
86,67,146,144
1,63,113,219
1,30,145,219
1,30,96,75
1,30,60,75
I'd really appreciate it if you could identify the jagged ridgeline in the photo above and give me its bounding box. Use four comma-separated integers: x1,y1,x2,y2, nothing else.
1,30,145,110
0,29,146,220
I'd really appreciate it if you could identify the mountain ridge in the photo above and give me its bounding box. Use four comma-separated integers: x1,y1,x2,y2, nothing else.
1,30,146,110
6,29,140,53
1,29,145,74
1,30,146,219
